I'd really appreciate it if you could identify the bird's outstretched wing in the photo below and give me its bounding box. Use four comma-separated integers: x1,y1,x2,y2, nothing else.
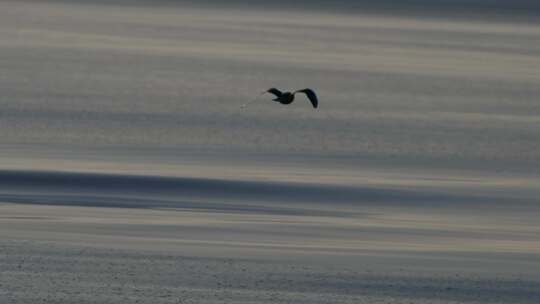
295,88,318,108
266,88,283,97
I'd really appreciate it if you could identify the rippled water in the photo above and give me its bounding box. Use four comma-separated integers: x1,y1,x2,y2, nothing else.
1,1,540,303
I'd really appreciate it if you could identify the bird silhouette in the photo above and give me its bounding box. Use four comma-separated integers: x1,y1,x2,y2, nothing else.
266,88,318,108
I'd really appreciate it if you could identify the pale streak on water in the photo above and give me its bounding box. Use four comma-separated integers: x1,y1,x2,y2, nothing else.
0,1,539,303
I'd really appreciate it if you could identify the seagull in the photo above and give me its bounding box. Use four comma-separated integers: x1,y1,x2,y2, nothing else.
265,88,318,108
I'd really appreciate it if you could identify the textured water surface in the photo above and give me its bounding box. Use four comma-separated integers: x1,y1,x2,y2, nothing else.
1,0,540,303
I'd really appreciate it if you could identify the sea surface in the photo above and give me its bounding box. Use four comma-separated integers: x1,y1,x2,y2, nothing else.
1,1,540,303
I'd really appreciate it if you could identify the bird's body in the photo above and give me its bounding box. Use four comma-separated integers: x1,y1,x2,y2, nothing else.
266,88,318,108
273,91,295,105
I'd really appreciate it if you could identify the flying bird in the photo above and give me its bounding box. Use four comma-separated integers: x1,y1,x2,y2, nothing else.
265,88,318,108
